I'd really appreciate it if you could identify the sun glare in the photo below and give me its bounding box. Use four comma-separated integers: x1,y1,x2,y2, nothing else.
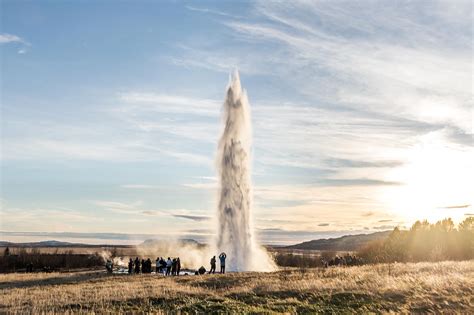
383,131,473,224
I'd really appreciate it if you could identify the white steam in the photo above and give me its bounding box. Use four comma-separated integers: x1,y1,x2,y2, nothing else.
136,240,210,269
99,250,127,267
214,70,276,272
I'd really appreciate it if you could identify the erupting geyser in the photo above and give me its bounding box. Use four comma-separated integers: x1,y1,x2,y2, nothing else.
215,70,276,272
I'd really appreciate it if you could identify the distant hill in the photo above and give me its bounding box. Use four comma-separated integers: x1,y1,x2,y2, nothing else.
0,240,77,247
0,240,133,248
0,239,205,248
285,231,391,251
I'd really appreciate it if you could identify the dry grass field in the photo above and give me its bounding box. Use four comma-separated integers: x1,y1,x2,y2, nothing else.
1,260,473,313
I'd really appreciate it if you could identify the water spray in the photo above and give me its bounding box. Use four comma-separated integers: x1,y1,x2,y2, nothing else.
215,70,276,272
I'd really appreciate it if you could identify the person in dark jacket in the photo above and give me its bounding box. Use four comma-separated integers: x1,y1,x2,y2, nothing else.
146,258,152,273
155,257,161,274
166,257,172,276
171,258,177,275
160,257,166,274
209,256,216,274
105,260,113,273
128,258,133,274
198,266,206,275
134,257,140,274
176,257,181,276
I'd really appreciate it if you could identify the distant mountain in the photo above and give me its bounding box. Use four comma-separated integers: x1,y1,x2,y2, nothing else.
0,240,76,247
0,239,206,248
285,231,391,251
0,240,134,248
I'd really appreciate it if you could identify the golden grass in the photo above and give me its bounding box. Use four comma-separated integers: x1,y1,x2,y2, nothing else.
1,261,473,313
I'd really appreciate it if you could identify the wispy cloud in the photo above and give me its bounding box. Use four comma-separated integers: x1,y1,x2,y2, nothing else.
93,200,148,215
372,225,397,230
183,182,217,190
0,33,30,54
93,200,212,223
121,184,160,189
225,3,471,131
173,214,211,222
118,92,220,117
185,5,238,18
0,33,28,45
439,204,471,209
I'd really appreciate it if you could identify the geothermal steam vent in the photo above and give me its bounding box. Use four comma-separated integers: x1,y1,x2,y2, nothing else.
215,71,275,272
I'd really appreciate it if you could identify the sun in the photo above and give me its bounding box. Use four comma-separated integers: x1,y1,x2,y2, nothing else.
382,131,473,224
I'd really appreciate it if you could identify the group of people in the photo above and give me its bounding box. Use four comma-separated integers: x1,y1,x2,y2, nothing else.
119,252,227,276
127,257,181,275
126,257,154,274
195,252,227,275
209,252,227,274
158,257,181,276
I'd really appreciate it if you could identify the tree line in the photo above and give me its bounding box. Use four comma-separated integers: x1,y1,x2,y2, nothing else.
358,217,473,263
1,247,104,273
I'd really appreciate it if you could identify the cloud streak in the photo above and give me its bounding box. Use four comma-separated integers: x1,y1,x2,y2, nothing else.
0,33,28,45
172,214,211,222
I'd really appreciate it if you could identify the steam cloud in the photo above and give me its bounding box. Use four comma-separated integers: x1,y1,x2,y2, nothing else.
214,70,276,271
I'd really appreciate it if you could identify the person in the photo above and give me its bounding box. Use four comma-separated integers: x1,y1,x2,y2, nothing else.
323,259,329,268
198,266,206,275
105,259,113,273
147,259,151,273
171,258,177,276
128,258,133,274
155,257,161,274
344,253,352,266
160,257,166,274
176,257,181,276
166,257,172,276
209,256,216,274
219,252,227,274
134,257,140,274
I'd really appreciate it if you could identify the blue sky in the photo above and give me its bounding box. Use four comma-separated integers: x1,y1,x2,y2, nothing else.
1,0,472,245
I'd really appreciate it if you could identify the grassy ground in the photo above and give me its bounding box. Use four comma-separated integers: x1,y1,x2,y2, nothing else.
1,261,473,313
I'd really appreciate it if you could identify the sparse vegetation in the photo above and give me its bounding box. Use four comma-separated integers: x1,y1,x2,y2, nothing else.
1,261,473,313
